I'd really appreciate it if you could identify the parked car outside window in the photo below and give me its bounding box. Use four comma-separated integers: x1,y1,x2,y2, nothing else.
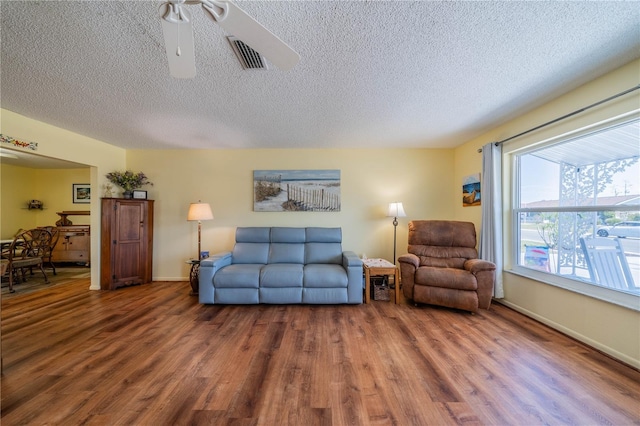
597,221,640,238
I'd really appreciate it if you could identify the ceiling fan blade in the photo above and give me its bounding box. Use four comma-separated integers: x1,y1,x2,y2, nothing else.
160,3,196,78
201,0,300,71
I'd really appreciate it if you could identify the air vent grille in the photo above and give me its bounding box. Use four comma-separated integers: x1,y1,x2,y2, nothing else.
227,37,267,70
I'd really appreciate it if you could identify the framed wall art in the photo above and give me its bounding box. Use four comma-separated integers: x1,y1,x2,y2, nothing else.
254,169,341,212
72,183,91,204
462,173,481,207
133,190,148,199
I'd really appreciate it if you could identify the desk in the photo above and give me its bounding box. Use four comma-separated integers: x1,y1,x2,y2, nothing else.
55,210,90,226
363,258,400,304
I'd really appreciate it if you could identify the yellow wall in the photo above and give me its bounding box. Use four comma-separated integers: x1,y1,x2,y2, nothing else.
0,109,127,289
1,166,91,239
0,164,39,235
453,59,640,368
34,168,92,227
127,148,456,280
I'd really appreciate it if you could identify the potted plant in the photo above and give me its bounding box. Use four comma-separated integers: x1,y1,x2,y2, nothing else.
106,170,153,199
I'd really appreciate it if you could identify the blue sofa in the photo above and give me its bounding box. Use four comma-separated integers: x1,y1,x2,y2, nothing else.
199,227,363,304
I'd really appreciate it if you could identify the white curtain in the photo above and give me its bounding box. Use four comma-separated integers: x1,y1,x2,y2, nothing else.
479,142,504,298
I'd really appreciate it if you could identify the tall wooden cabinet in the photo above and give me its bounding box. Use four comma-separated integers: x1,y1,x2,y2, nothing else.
101,198,154,290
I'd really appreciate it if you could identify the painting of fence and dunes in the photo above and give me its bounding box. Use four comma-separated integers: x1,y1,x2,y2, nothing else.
254,170,341,212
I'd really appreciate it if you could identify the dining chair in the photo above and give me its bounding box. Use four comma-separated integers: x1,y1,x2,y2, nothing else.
2,228,52,293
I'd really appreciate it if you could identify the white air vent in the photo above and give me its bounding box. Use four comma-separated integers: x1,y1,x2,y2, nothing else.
227,37,267,70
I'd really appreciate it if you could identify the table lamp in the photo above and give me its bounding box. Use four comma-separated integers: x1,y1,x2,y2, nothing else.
187,201,214,260
387,202,406,264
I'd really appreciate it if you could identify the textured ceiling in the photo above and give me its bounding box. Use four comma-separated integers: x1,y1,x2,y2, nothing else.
1,1,639,151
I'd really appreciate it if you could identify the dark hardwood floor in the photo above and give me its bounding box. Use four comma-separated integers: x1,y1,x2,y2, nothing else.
2,279,639,425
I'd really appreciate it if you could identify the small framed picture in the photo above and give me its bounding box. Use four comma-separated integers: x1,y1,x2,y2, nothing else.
133,190,147,200
73,184,91,204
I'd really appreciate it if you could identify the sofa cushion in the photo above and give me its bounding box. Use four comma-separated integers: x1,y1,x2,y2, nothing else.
303,288,348,304
305,243,342,264
269,243,305,264
216,288,260,304
214,264,262,288
233,243,269,264
269,228,306,263
303,264,348,288
306,227,341,243
236,227,270,243
415,266,477,291
260,264,304,287
260,288,303,304
271,227,306,243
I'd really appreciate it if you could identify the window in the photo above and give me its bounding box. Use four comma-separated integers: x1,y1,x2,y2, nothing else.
512,119,640,309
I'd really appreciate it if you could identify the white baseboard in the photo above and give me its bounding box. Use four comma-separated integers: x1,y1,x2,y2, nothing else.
496,300,639,370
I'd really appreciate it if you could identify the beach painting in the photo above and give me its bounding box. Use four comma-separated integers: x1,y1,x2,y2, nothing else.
254,170,341,212
462,173,481,207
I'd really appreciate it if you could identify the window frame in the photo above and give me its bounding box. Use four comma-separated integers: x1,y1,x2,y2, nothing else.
507,115,640,312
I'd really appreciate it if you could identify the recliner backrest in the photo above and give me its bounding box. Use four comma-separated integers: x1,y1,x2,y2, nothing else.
269,227,305,263
407,220,478,268
233,227,270,264
305,227,342,264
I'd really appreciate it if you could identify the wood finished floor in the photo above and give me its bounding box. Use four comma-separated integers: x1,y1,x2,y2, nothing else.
1,279,639,425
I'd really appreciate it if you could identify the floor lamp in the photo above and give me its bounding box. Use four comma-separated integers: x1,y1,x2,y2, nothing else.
187,201,214,260
387,202,406,265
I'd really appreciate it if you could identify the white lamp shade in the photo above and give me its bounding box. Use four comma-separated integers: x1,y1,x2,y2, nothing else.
387,202,406,218
187,202,214,221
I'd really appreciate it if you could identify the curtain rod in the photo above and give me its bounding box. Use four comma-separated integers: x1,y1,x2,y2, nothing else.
477,84,640,153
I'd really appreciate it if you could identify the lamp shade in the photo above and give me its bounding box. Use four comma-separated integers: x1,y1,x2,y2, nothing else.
187,202,214,221
387,202,406,218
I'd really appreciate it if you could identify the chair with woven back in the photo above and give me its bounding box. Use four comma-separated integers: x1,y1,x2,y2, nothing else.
2,228,52,293
37,226,60,275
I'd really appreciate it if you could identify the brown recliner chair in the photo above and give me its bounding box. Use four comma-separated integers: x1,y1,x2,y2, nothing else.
398,220,495,312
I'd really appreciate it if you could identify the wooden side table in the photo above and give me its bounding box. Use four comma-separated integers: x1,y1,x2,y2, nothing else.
186,259,200,295
363,258,400,304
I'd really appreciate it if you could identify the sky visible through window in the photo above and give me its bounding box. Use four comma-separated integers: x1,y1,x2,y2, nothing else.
521,155,639,204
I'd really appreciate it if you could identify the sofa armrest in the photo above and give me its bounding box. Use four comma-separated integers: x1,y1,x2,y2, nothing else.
201,251,232,268
199,251,232,303
342,251,362,268
343,251,363,304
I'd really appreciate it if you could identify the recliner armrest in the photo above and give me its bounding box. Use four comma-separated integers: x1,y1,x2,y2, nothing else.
464,258,496,273
398,253,419,269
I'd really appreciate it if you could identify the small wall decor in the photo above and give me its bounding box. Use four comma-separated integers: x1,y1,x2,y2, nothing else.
0,134,38,151
27,199,44,210
73,183,91,204
462,173,481,207
103,183,114,198
254,169,341,212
